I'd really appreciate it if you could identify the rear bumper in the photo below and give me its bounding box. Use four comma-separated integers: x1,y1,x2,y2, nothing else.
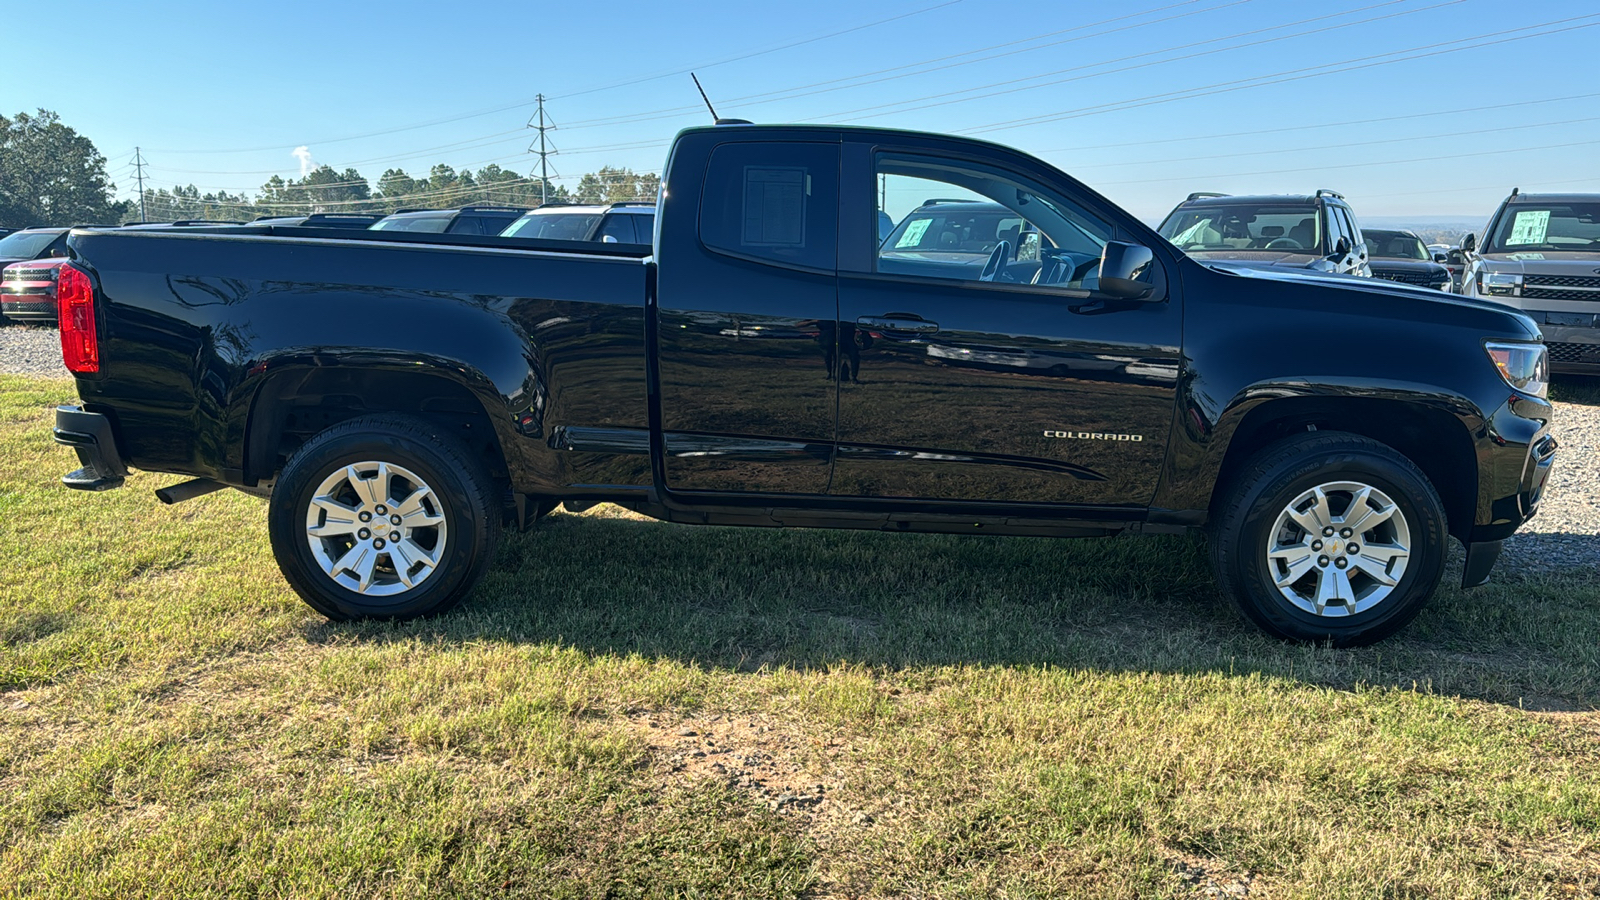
52,406,127,491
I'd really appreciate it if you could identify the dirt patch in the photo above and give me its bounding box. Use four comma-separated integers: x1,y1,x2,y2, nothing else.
1164,850,1259,897
626,711,879,831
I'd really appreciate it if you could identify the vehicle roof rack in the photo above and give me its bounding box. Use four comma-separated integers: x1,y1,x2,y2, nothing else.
1314,189,1345,201
304,213,383,221
607,201,656,208
921,198,984,206
456,205,528,213
389,208,448,215
1509,187,1522,200
1186,192,1230,202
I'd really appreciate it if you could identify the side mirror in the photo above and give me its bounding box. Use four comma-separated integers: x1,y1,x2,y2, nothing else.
1331,236,1352,259
1461,233,1477,253
1098,241,1155,300
1433,251,1448,263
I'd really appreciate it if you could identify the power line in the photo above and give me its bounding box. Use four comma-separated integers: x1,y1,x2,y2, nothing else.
813,0,1455,124
962,12,1600,134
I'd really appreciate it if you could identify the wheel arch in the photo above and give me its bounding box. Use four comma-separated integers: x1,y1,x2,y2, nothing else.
1207,395,1478,541
239,362,516,492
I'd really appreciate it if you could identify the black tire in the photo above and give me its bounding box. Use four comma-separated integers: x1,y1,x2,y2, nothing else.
267,414,500,621
1209,431,1447,646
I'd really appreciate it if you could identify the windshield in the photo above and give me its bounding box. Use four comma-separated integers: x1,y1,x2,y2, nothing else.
501,213,602,241
371,215,452,233
0,231,60,259
1366,230,1430,260
1487,203,1600,252
1159,205,1321,253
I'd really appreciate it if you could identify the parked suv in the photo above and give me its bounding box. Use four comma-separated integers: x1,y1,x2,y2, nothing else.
498,201,655,244
369,206,528,236
1365,229,1451,291
1460,190,1600,373
1157,191,1371,277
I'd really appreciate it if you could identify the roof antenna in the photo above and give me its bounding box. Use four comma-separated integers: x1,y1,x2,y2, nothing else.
691,73,750,126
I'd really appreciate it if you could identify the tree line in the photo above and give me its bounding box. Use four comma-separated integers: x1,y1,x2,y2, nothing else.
1,108,659,228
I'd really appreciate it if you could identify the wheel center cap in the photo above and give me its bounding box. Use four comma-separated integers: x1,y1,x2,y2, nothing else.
1326,538,1342,554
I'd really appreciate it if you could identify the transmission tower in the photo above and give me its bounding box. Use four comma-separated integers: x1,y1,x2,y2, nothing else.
526,95,558,205
133,148,149,222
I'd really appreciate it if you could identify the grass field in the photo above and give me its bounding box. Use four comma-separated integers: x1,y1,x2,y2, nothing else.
2,372,1598,898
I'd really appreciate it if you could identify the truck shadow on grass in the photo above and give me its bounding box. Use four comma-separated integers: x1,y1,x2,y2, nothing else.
303,509,1600,712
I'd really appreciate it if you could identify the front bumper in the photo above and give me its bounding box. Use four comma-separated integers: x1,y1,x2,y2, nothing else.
1540,321,1600,373
1460,394,1557,587
52,406,127,491
0,296,57,324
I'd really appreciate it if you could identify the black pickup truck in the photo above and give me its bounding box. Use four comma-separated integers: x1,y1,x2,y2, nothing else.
50,123,1556,646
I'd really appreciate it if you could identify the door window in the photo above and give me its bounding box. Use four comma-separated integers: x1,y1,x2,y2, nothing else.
597,214,639,243
1326,206,1351,253
874,154,1110,290
700,142,839,272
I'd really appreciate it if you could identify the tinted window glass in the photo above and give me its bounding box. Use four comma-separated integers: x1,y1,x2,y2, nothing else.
502,213,602,241
700,142,838,271
1326,206,1350,250
0,231,61,258
597,214,638,243
445,216,484,235
372,215,451,233
874,154,1109,289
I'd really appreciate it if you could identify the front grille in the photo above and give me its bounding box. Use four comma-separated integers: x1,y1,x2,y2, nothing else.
1525,287,1600,302
1526,274,1600,289
1546,341,1600,365
1374,270,1441,287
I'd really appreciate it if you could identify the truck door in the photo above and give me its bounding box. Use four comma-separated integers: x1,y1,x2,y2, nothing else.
833,144,1181,507
653,139,840,494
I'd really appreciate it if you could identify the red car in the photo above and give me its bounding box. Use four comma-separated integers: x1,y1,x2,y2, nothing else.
1,258,68,325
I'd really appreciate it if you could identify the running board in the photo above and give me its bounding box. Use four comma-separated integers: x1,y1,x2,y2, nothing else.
155,478,228,505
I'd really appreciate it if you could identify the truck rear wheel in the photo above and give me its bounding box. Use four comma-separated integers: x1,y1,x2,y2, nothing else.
1209,431,1447,646
267,414,500,621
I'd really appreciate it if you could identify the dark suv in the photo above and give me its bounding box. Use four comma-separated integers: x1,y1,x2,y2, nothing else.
1157,191,1371,277
1364,229,1451,291
369,206,529,236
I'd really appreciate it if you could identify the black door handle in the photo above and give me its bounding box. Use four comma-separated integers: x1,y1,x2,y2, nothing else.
858,315,939,334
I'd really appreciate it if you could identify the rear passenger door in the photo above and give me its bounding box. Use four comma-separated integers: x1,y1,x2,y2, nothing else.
653,139,840,495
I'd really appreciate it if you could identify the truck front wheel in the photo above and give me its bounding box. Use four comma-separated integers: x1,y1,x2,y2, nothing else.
1209,431,1447,646
267,414,500,621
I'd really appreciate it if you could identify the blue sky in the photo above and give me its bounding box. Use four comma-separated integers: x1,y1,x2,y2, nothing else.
5,0,1598,222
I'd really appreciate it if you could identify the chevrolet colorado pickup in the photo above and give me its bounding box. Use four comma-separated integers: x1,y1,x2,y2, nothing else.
50,124,1556,646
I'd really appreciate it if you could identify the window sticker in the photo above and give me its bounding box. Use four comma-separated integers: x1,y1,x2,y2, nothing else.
1507,210,1550,246
741,166,806,247
895,218,932,248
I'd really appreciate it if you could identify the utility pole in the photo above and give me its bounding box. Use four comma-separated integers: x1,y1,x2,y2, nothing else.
527,95,558,205
133,147,149,222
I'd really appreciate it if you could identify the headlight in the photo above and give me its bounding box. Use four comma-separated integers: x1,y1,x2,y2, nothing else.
1478,271,1522,297
1485,341,1548,396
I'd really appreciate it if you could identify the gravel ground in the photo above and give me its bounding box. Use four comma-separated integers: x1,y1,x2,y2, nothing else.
0,321,1593,571
0,323,66,377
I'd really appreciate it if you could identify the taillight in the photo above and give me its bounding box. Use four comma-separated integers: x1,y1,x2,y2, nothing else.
57,263,99,374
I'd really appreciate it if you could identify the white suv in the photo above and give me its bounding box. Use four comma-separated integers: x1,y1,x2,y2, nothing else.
499,202,655,244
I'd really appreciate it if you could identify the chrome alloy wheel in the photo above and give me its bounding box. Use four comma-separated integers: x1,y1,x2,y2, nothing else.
304,461,448,596
1265,481,1411,617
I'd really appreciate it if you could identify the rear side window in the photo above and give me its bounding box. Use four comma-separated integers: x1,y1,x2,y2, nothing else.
597,214,639,243
699,142,838,271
